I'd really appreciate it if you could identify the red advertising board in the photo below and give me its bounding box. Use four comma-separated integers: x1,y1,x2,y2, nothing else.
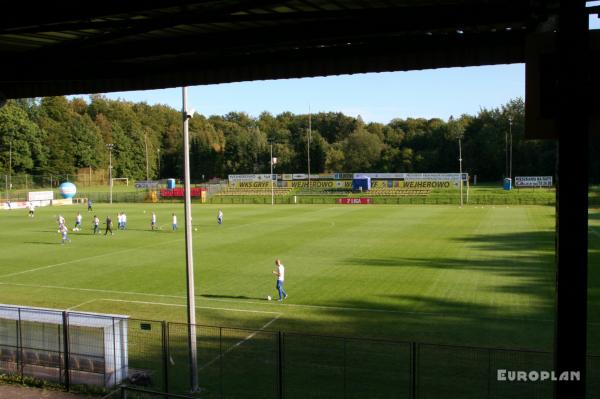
336,198,372,204
160,188,206,197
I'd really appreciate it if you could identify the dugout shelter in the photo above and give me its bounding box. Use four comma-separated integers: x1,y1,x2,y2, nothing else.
0,304,128,388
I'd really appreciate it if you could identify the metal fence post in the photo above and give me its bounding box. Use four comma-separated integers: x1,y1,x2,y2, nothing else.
278,331,284,399
62,311,70,391
411,342,417,399
343,338,347,399
162,321,169,394
17,308,23,377
487,348,492,399
220,327,223,399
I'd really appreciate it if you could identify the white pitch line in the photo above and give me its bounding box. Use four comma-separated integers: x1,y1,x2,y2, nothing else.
589,228,600,239
0,282,186,299
0,239,182,279
97,298,281,315
199,314,282,371
67,299,97,311
0,281,586,325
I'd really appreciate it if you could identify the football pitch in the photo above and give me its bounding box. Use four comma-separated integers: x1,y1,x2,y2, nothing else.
0,203,598,354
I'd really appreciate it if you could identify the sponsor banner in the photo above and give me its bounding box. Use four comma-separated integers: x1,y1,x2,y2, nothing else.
282,174,293,181
371,180,392,189
293,174,308,180
28,191,54,201
160,188,205,197
404,173,464,182
314,174,335,179
228,174,272,183
400,181,454,189
31,200,51,207
353,173,406,179
337,198,372,204
51,198,73,206
2,201,28,210
288,180,353,188
235,181,272,188
515,176,553,187
135,180,159,189
335,173,354,179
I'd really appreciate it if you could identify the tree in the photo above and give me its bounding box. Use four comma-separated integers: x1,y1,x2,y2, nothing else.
0,101,44,174
342,128,383,171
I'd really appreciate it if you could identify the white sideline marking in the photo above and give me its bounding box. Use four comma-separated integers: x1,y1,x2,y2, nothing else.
0,282,185,299
0,239,182,279
198,314,282,371
1,281,590,325
100,299,281,315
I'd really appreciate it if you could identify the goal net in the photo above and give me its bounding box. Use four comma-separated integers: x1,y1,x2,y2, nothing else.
111,178,129,186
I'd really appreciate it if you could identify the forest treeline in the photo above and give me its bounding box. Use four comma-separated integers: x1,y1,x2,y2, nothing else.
0,95,591,183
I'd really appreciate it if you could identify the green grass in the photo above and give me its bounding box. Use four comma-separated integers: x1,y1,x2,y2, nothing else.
0,203,598,398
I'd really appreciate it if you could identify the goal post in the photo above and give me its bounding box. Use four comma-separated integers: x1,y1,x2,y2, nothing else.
111,178,129,186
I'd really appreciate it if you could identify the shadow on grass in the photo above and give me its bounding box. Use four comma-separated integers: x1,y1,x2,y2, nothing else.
199,294,266,301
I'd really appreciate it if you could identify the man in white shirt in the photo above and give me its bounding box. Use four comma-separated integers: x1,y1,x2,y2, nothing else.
272,259,288,301
217,209,223,225
74,212,82,231
27,202,35,217
172,213,177,231
93,215,100,235
151,212,157,230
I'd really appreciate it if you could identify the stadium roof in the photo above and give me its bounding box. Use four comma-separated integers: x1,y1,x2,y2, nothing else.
0,0,565,99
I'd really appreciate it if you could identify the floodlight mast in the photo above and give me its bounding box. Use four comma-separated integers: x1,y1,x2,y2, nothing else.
269,138,275,205
106,144,114,204
459,137,463,207
508,116,513,180
182,87,199,392
307,106,311,191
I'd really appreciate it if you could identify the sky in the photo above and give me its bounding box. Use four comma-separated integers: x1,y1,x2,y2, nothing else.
74,10,600,125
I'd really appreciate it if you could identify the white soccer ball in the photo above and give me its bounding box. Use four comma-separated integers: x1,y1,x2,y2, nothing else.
194,228,198,231
267,296,272,301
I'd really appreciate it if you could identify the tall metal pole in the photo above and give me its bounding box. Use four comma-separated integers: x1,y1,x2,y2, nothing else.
508,116,513,180
182,87,199,392
106,144,114,204
144,132,149,181
157,148,161,179
307,106,311,191
270,140,274,206
505,124,508,178
459,138,463,207
8,141,12,197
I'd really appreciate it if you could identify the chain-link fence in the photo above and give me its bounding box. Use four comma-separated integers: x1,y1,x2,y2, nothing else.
1,305,598,398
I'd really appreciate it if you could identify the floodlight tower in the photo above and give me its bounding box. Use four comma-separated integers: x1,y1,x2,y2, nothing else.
106,144,114,204
307,106,311,191
508,116,513,180
157,148,161,179
459,137,463,207
268,138,276,205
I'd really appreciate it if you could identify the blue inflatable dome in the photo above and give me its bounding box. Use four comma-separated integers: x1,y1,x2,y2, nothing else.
59,182,77,199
